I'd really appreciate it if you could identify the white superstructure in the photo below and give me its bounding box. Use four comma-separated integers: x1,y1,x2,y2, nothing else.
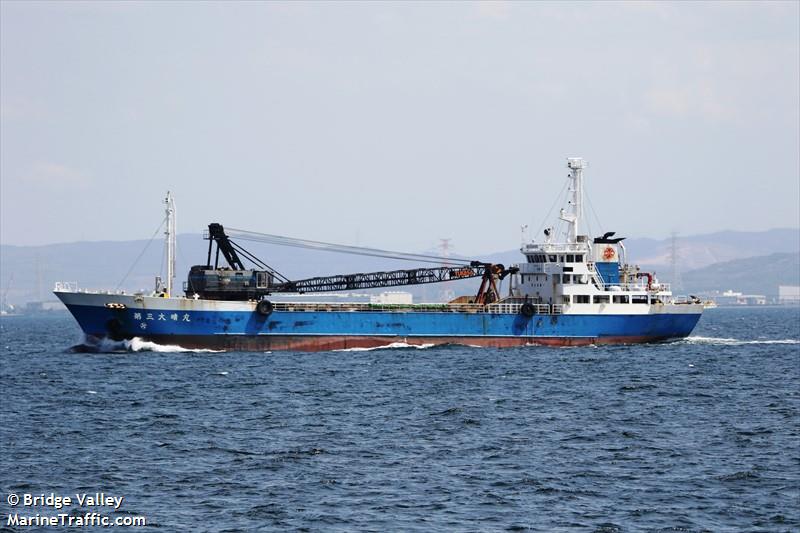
509,158,695,315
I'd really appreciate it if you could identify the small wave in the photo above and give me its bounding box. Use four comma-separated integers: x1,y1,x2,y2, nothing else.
618,383,657,392
718,470,759,482
430,407,463,416
72,336,223,353
683,336,799,346
333,342,436,352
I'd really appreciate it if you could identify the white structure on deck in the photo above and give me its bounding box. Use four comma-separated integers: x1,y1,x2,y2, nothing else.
370,291,414,305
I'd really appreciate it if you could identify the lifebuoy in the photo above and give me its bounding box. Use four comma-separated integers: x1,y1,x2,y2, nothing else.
256,300,274,316
520,302,535,317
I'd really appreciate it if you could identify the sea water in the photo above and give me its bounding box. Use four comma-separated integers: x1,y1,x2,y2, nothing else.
1,307,798,531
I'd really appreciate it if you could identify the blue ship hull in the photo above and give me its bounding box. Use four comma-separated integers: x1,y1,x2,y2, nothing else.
57,293,703,351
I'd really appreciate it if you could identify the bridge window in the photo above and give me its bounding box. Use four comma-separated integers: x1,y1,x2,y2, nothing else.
613,295,629,304
575,295,590,303
549,255,557,262
563,274,571,284
575,254,583,262
593,295,610,304
567,254,575,262
631,295,648,304
559,255,565,263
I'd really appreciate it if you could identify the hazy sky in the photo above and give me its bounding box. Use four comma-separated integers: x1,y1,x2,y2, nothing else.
1,1,798,255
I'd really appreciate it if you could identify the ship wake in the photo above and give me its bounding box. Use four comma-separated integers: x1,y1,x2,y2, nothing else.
70,336,223,353
333,342,437,352
682,336,799,346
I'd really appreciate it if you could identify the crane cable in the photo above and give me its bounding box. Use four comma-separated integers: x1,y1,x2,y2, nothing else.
225,228,473,266
116,216,167,291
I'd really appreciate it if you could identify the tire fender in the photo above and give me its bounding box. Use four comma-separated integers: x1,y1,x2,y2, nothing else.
256,300,274,316
520,303,535,317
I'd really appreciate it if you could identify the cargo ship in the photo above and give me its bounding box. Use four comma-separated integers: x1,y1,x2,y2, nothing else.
55,158,703,351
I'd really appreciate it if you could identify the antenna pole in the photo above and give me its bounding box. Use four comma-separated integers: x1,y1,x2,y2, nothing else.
165,192,176,297
562,158,586,243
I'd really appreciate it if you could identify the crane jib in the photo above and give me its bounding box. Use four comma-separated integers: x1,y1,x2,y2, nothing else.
276,266,483,293
188,223,515,301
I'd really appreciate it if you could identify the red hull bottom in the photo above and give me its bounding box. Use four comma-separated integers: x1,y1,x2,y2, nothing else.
91,334,678,352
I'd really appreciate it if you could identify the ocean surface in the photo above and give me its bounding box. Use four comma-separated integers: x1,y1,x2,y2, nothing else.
1,307,799,532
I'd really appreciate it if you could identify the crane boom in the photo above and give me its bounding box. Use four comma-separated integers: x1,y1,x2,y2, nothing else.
273,265,483,293
185,224,515,302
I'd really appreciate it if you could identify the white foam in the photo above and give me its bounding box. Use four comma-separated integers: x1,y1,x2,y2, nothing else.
333,342,436,352
683,336,800,346
82,336,223,353
127,338,223,353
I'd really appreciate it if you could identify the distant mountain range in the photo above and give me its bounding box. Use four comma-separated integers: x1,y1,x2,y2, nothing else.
681,252,800,297
481,228,800,272
625,228,800,271
1,228,798,305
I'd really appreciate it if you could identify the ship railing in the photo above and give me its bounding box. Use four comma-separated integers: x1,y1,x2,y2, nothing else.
593,281,672,293
53,282,133,296
484,303,562,315
484,303,521,314
271,302,487,313
269,302,564,315
522,243,589,253
54,281,79,292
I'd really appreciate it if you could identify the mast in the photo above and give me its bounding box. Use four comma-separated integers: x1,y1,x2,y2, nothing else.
164,191,176,297
560,157,586,243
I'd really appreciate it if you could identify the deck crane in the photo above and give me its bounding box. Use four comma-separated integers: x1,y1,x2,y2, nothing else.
185,224,516,304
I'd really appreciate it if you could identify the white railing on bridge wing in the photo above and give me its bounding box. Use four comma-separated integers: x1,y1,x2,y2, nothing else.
592,281,671,293
650,283,671,293
522,243,589,253
54,281,78,292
